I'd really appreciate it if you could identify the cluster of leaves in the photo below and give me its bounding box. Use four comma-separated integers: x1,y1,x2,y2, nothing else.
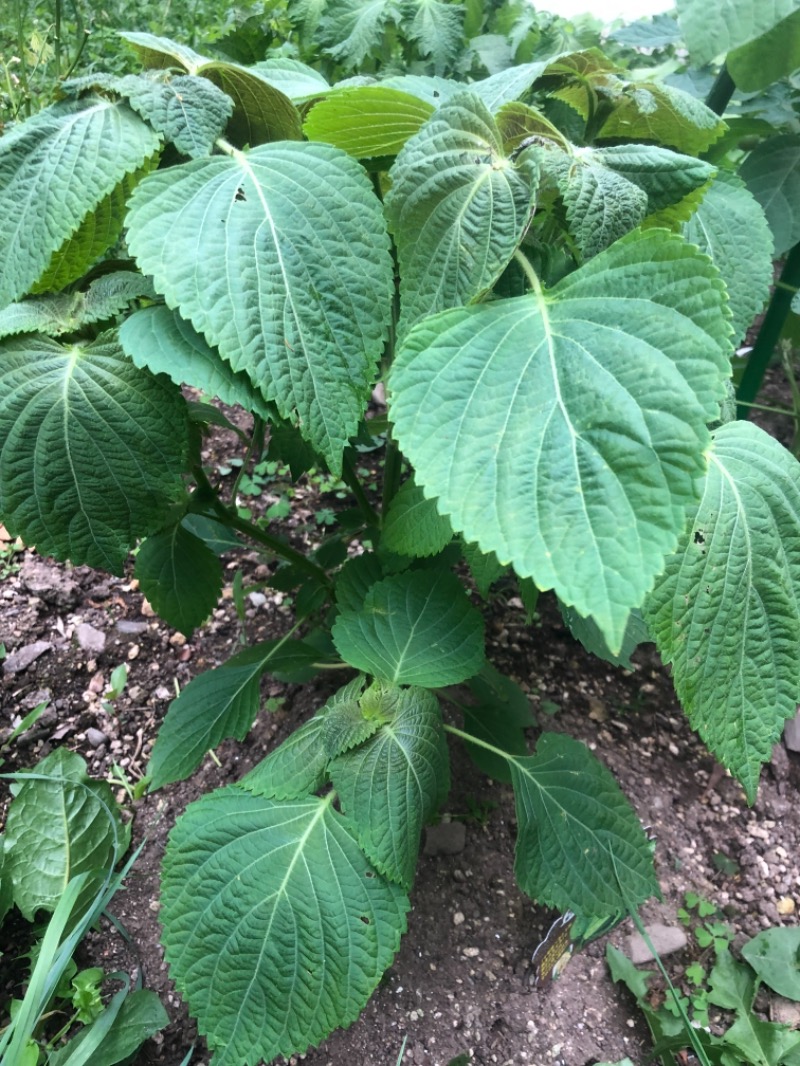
0,751,168,1064
609,923,800,1066
1,0,800,1062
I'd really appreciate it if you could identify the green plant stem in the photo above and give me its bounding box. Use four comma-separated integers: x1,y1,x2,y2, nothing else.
381,433,402,517
191,465,333,588
737,398,799,417
736,241,800,416
443,722,510,762
514,248,544,298
341,452,380,527
230,416,264,501
704,64,736,116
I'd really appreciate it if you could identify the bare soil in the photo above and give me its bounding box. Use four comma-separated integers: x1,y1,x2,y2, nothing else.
1,385,799,1066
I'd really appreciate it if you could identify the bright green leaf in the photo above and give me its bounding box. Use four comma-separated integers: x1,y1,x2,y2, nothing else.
319,0,402,68
126,142,392,473
683,171,773,347
469,59,555,111
385,91,538,338
676,0,800,65
728,9,800,91
335,553,385,613
462,540,507,598
644,422,800,803
121,73,233,157
250,58,330,101
598,81,726,156
330,683,448,887
149,638,321,790
320,676,382,757
0,272,156,340
332,568,485,686
740,135,800,256
741,927,800,1000
6,749,126,920
303,86,434,157
510,733,659,918
0,97,160,308
161,787,409,1062
495,100,569,153
709,946,800,1065
197,62,302,146
32,164,155,295
135,523,222,636
461,664,533,783
390,229,731,653
119,31,208,72
240,712,329,800
120,306,273,420
0,334,189,573
382,478,454,557
561,605,650,670
405,0,465,74
47,989,169,1066
591,144,714,214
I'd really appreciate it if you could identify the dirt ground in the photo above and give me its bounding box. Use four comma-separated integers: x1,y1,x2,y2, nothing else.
1,377,799,1066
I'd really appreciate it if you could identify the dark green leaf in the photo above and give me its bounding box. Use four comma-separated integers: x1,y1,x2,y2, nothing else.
135,523,222,635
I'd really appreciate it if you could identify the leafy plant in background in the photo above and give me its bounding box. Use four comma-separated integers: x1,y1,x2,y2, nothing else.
609,924,800,1066
0,751,168,1065
1,0,800,1062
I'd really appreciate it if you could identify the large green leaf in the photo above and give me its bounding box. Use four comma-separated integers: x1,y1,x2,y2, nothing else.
161,787,409,1063
32,165,155,295
390,229,731,653
510,733,658,918
0,272,156,340
644,422,800,803
303,86,434,157
386,92,538,338
5,750,127,920
728,9,800,91
683,171,773,347
240,711,330,800
0,334,189,573
676,0,800,65
126,142,392,473
251,58,330,101
329,683,448,888
597,81,725,156
119,32,302,145
121,73,234,157
332,568,485,686
149,638,322,790
405,0,465,73
135,523,223,635
198,62,302,146
381,478,454,557
318,0,402,68
740,135,800,256
709,947,800,1065
742,928,800,1000
544,149,648,260
120,306,272,419
0,96,160,308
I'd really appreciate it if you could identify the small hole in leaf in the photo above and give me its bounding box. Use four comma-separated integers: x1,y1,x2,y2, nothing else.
359,915,370,924
365,870,375,878
235,186,247,202
694,531,705,544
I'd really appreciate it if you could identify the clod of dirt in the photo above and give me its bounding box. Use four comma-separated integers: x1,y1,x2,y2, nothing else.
2,640,53,675
19,556,81,607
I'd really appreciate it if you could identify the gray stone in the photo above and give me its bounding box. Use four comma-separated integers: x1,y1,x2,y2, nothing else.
784,708,800,753
19,557,80,607
423,821,466,857
117,620,148,634
625,923,688,964
3,641,53,675
76,622,106,654
86,728,108,748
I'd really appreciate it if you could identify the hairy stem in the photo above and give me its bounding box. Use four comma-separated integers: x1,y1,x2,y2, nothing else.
191,465,333,588
341,451,380,528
